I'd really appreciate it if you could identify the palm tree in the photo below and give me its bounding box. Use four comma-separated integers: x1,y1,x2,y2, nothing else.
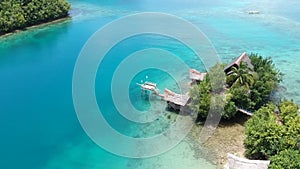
227,62,255,91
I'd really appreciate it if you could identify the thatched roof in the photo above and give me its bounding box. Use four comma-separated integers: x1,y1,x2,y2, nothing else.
164,89,190,106
189,69,207,81
224,52,254,74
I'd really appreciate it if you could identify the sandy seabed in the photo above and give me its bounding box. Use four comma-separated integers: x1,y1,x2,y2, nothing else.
126,112,248,169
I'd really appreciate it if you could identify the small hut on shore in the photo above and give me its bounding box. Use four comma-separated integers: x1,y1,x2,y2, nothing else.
224,52,254,75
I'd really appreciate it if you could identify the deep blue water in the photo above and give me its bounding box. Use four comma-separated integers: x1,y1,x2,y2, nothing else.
1,0,300,169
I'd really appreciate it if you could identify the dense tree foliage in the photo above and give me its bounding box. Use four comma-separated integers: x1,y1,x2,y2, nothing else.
228,54,283,111
0,0,70,34
190,75,211,119
208,62,226,93
245,104,285,159
249,54,284,109
245,101,300,168
227,62,254,90
230,85,252,109
279,100,299,124
223,94,237,119
190,63,236,120
269,149,300,169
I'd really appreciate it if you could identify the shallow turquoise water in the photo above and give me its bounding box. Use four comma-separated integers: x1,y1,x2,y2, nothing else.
0,0,300,169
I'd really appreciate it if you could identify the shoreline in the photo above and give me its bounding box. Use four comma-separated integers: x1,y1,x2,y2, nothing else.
0,17,71,39
188,114,249,167
146,110,248,168
205,115,248,166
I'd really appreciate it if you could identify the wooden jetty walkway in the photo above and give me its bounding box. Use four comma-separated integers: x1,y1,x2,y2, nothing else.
137,81,190,110
137,81,253,116
138,82,164,97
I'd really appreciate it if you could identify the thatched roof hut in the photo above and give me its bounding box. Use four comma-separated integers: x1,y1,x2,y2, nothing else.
164,89,190,107
224,52,254,74
189,69,207,82
141,82,157,91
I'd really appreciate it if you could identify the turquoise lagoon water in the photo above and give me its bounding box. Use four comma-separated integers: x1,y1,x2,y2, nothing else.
1,0,300,169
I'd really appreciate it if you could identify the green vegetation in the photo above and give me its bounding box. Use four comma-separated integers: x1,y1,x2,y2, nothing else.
279,100,299,124
245,101,300,168
188,50,299,169
0,0,71,34
269,149,300,169
249,54,284,109
189,53,298,168
245,103,284,159
190,75,212,119
227,62,254,91
190,53,283,120
189,63,237,120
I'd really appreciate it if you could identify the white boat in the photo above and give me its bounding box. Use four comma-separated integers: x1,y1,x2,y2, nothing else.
248,10,260,14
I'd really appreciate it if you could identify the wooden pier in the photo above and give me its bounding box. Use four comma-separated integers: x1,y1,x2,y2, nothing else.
138,81,164,97
137,81,190,110
137,82,253,115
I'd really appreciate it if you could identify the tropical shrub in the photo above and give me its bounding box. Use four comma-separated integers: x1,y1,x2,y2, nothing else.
190,75,211,119
208,62,226,93
223,100,237,119
249,54,283,109
269,149,300,169
284,113,300,150
190,63,237,120
245,100,300,169
279,100,299,124
230,85,252,109
245,104,286,159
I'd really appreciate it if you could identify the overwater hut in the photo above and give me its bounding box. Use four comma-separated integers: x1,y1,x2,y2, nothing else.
141,81,157,91
224,52,254,75
189,69,207,83
164,88,190,110
139,81,164,97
